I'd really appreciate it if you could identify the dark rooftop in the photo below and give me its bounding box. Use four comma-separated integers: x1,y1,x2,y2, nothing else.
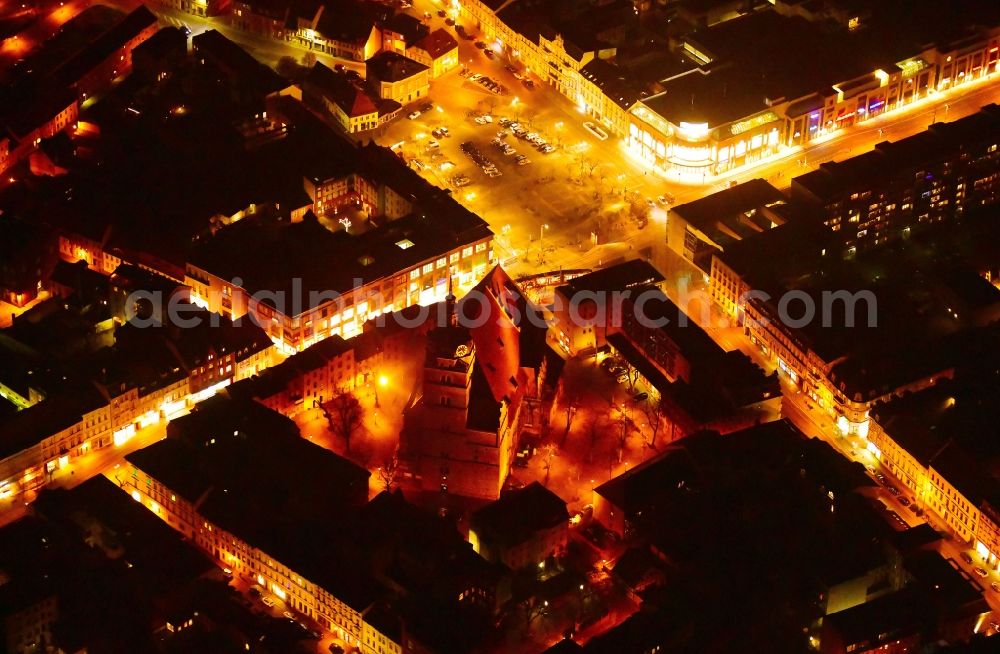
556,259,664,296
365,51,428,83
470,481,568,548
671,178,785,233
125,396,370,570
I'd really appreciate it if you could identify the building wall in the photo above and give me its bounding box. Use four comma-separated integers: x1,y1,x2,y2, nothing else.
406,44,459,79
125,464,368,645
3,595,58,654
361,619,402,654
867,416,1000,566
1,96,78,177
187,236,493,355
374,70,429,104
591,490,626,537
76,20,159,101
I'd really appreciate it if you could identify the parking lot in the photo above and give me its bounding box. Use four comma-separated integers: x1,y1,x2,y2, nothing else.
375,35,673,274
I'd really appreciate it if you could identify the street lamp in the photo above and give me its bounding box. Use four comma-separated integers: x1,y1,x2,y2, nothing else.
375,375,387,408
540,223,548,252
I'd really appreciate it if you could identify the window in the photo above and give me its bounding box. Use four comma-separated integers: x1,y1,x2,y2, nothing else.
475,242,487,252
450,252,459,263
462,247,473,257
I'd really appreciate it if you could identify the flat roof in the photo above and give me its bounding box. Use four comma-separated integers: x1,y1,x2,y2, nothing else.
556,259,664,296
671,178,784,233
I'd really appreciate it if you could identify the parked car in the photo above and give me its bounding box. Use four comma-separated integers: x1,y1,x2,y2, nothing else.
420,102,433,112
437,9,446,16
483,48,495,59
961,552,974,564
261,596,275,607
898,497,910,507
475,41,486,49
445,17,455,25
975,567,989,578
283,611,295,620
522,78,535,89
407,110,421,120
992,582,1000,593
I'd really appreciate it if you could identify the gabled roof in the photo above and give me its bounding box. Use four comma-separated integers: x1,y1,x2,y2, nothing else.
411,28,458,59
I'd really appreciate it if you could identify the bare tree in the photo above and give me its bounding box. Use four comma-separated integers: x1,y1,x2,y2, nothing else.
378,447,400,492
557,375,581,444
615,407,630,463
542,443,558,487
623,362,641,394
586,415,604,464
522,595,549,629
643,396,668,448
321,391,364,453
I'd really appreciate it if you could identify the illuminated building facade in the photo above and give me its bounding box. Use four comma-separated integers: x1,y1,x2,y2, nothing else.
865,378,1000,569
304,63,391,134
400,267,551,499
0,305,273,499
405,29,460,80
708,196,1000,434
0,6,157,175
365,52,430,104
186,138,493,355
550,259,664,356
792,104,1000,250
123,397,373,646
468,481,568,570
459,0,1000,179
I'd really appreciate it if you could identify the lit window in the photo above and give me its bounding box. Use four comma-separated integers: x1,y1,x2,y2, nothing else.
462,247,473,257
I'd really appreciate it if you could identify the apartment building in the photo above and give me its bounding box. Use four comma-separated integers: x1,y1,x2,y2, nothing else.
123,396,373,645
